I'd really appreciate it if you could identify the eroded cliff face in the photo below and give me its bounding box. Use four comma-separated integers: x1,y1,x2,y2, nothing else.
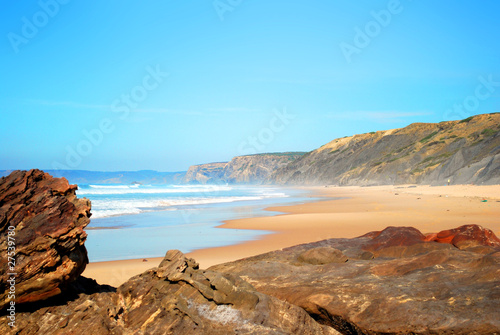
182,153,305,184
268,113,500,186
182,162,227,184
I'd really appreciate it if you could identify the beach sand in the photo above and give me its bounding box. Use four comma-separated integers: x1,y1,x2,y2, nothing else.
83,184,500,287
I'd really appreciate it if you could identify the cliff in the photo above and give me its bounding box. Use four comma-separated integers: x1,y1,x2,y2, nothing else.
182,162,228,184
269,113,500,185
183,152,305,184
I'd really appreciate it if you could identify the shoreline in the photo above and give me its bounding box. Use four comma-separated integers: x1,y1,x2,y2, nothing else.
83,184,500,286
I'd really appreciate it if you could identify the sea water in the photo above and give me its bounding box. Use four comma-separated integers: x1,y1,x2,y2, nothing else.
76,184,313,262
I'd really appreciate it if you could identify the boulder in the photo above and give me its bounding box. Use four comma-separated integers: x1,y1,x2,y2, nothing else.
425,224,500,249
0,170,91,309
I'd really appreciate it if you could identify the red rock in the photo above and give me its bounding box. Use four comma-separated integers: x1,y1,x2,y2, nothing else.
362,226,427,252
0,170,91,309
425,224,500,249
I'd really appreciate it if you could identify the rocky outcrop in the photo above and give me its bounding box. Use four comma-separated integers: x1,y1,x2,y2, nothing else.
183,152,305,184
269,113,500,186
1,250,339,334
182,162,228,184
211,225,500,334
0,170,91,310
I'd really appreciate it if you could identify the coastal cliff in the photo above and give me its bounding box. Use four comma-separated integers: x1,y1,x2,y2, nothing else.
269,113,500,185
183,152,305,184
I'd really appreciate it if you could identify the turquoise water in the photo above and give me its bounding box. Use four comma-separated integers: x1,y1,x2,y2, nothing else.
77,184,314,262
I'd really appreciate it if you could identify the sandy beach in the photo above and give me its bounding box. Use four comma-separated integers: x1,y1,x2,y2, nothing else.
83,184,500,287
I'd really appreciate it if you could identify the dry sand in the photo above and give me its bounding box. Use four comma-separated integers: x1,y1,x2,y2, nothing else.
83,184,500,286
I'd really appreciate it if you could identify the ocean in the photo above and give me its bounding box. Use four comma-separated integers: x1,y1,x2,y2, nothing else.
76,184,313,262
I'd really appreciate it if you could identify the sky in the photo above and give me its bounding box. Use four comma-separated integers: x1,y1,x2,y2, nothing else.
1,0,499,172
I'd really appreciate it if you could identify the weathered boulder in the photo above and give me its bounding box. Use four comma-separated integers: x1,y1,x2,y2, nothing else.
1,250,339,334
0,170,91,309
425,224,500,249
211,225,500,334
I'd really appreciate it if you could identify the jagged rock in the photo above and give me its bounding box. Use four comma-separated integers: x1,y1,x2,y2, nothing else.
0,170,91,309
0,250,339,334
211,225,500,334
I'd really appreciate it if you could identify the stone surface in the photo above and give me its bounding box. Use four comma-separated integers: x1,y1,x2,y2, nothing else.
0,170,91,309
298,247,348,265
1,250,339,334
211,225,500,334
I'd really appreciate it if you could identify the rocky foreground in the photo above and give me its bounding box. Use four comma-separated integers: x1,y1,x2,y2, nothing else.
0,169,91,309
1,170,500,334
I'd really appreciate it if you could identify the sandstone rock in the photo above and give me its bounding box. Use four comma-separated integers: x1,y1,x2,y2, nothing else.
362,226,427,252
0,170,91,309
211,226,500,334
1,250,339,334
425,224,500,249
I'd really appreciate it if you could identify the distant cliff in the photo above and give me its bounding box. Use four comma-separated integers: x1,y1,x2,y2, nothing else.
268,113,500,186
182,162,227,184
182,152,305,184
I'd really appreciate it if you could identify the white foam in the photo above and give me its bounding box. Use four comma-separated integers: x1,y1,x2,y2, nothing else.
90,195,275,219
78,185,233,195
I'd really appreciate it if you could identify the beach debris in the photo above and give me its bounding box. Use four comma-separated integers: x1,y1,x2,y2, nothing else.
481,199,488,202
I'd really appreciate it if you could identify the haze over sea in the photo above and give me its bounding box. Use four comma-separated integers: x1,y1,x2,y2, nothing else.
77,184,313,262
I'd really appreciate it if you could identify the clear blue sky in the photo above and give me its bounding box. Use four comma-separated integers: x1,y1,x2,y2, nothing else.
1,1,499,171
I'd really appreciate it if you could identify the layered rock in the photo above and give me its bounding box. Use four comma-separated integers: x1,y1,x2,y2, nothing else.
269,113,500,185
0,170,91,309
1,250,339,334
211,225,500,334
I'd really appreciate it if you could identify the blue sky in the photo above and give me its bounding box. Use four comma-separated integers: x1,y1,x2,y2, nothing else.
1,0,499,171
